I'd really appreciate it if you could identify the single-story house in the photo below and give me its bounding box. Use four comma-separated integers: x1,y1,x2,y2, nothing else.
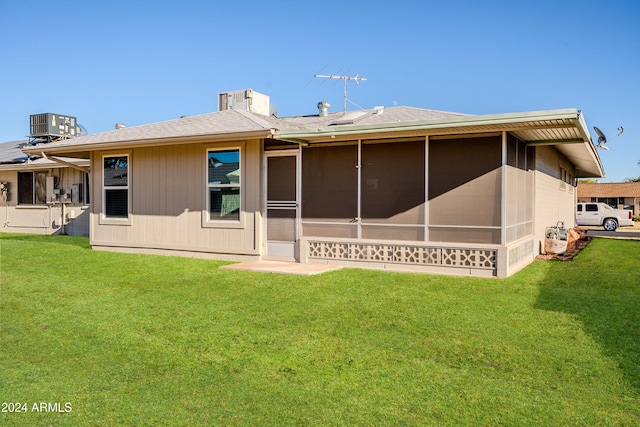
23,90,604,277
577,182,640,214
0,139,90,236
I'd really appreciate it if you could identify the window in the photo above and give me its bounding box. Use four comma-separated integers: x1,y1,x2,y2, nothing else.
84,172,90,204
17,171,47,205
586,204,598,212
103,155,129,219
207,149,240,221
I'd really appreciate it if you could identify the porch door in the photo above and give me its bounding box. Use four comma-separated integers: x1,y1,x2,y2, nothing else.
266,152,299,260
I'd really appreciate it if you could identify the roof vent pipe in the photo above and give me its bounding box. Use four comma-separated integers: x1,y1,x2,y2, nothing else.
115,123,126,130
317,101,330,117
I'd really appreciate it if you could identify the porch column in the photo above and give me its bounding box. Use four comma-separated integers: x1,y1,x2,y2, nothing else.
501,131,507,246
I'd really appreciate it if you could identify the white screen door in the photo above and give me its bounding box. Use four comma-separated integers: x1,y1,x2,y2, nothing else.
266,153,299,260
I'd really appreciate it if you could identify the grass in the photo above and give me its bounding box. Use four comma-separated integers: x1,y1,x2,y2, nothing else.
1,233,639,426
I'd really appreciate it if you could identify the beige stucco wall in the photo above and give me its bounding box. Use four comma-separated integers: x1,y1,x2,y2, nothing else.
90,139,263,258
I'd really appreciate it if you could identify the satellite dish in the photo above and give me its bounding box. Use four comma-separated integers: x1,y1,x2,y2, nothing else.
593,125,624,150
593,126,607,145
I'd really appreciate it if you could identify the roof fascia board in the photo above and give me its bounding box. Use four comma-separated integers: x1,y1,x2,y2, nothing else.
23,129,276,156
575,111,605,177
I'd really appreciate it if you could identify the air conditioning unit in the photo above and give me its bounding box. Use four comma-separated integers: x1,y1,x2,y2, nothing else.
217,89,276,117
30,113,79,139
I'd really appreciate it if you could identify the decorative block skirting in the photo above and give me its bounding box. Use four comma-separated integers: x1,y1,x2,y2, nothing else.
306,240,497,271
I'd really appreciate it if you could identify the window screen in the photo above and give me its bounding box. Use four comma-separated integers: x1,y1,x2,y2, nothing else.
302,145,357,220
361,141,425,224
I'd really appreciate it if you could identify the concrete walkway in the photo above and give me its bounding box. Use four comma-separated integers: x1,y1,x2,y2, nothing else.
220,260,343,276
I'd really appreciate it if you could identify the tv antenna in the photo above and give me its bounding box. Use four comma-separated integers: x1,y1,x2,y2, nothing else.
593,125,624,150
313,72,367,112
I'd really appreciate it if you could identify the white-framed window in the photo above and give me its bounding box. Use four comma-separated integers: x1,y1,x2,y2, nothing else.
207,148,241,222
102,154,129,220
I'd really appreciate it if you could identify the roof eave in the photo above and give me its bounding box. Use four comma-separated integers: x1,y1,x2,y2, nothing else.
277,108,584,141
277,108,605,178
22,129,276,157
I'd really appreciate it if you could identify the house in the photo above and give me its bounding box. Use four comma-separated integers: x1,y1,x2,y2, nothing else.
577,182,640,215
0,113,91,236
23,90,604,277
0,139,90,236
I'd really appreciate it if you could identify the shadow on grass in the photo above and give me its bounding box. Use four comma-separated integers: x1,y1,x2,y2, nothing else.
0,233,91,250
535,238,640,393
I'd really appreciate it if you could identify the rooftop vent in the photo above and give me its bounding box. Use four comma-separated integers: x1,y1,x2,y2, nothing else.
318,101,331,117
115,123,126,130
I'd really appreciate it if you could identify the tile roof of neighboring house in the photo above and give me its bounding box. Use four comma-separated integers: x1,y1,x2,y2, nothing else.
577,182,640,198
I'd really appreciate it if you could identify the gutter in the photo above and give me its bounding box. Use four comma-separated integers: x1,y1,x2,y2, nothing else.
23,129,277,157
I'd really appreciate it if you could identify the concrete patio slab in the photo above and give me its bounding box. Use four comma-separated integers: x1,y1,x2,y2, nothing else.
219,261,343,276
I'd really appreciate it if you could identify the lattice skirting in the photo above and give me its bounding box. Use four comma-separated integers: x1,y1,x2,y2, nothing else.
307,241,497,270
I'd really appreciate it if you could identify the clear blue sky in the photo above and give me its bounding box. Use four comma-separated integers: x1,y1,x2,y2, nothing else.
1,0,638,181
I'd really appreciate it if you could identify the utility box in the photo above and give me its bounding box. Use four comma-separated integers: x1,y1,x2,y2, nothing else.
30,113,79,139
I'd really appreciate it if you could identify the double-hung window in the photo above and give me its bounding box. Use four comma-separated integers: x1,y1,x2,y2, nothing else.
17,171,47,205
207,149,240,222
103,155,129,219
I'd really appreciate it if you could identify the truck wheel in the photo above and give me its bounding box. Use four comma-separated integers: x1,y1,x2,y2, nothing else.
603,218,618,231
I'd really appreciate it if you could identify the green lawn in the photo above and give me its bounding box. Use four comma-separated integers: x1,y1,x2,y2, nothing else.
1,234,639,426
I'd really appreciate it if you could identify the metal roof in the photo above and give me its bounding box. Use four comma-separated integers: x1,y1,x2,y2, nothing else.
22,106,604,178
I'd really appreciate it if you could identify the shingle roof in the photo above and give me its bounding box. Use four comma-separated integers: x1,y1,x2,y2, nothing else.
276,106,468,129
0,139,89,170
0,140,29,164
21,105,603,178
22,106,468,154
577,182,640,198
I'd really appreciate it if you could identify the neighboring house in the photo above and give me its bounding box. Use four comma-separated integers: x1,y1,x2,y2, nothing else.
0,139,90,236
577,182,640,215
23,90,604,277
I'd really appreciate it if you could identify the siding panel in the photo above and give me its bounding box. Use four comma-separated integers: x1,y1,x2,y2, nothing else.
91,140,262,257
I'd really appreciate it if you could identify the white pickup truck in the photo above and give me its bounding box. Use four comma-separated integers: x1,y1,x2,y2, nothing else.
576,202,634,231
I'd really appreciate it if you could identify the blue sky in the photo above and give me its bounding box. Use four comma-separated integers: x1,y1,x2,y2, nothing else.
1,0,638,181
